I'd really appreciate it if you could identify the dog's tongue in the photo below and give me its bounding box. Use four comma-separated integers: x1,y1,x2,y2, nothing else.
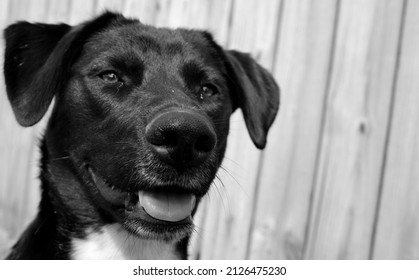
139,191,196,222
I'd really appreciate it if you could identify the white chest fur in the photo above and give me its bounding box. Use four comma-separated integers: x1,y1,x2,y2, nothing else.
71,224,180,260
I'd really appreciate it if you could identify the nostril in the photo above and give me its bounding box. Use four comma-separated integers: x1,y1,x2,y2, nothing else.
195,134,215,153
146,125,178,147
145,128,163,146
159,130,178,148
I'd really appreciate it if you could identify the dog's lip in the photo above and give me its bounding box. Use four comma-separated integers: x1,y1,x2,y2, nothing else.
88,166,127,205
87,166,197,223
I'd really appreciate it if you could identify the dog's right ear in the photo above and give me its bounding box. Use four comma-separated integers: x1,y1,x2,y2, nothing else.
3,22,71,126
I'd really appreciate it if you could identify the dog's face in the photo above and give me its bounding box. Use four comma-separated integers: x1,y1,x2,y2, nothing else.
3,13,279,242
54,23,235,240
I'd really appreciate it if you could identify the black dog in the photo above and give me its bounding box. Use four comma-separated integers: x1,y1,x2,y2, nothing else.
3,12,279,259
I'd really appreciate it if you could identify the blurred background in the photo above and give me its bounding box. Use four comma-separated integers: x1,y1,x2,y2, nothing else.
0,0,418,259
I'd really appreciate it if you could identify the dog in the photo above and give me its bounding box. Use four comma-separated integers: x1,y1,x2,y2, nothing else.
3,11,279,259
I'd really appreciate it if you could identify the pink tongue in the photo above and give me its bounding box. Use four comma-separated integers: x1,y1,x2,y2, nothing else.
139,191,196,222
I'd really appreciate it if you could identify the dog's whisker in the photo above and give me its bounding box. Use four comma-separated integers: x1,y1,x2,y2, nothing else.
190,226,204,242
50,156,71,161
211,175,230,216
221,157,246,171
219,165,242,189
218,165,251,199
126,168,137,189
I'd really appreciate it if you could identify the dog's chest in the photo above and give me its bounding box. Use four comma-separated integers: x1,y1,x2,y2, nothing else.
71,224,180,260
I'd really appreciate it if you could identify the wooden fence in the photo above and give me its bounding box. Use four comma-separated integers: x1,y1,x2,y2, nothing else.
0,0,418,259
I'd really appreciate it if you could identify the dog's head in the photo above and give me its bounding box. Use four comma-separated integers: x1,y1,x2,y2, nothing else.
3,12,279,241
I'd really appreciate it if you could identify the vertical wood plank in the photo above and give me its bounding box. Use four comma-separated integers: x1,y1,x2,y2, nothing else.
45,0,71,22
145,0,233,44
8,0,49,21
0,0,98,256
153,0,215,29
123,0,161,25
373,0,419,259
0,0,10,27
95,0,126,13
248,0,337,259
0,0,52,249
198,0,282,259
304,0,404,259
0,0,12,258
68,0,97,25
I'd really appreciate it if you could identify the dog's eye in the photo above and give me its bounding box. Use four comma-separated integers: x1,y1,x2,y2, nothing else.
199,84,218,99
99,71,122,84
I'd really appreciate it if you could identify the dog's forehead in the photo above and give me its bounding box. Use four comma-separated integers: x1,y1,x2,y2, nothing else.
82,23,217,62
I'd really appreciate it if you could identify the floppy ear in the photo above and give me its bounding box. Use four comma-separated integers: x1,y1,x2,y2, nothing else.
225,50,280,149
3,22,71,126
3,12,132,127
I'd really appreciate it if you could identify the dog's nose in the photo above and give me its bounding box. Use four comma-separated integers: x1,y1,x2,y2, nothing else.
145,111,216,167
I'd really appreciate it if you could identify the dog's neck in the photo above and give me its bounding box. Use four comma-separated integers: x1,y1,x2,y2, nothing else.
71,224,181,260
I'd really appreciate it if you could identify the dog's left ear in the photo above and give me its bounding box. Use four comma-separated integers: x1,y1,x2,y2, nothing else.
225,50,280,149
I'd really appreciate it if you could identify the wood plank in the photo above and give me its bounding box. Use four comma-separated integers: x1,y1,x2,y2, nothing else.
373,0,419,259
68,0,97,25
197,0,282,259
45,0,71,22
122,0,162,25
0,0,12,257
0,0,10,27
153,0,216,29
248,0,337,259
145,0,232,45
304,0,404,259
0,0,98,254
95,0,126,13
4,0,50,24
0,0,52,248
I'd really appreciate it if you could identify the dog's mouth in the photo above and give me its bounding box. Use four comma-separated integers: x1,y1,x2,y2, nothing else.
87,166,197,241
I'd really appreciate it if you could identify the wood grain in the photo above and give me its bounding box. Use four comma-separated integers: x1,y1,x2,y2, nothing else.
304,0,404,259
373,0,419,259
248,0,338,259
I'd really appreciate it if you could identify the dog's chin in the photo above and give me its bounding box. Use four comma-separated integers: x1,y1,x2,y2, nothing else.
86,167,198,242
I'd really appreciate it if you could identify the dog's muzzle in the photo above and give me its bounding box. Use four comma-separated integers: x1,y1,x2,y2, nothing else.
83,110,218,240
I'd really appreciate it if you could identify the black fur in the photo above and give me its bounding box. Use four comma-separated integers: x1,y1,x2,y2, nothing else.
3,12,279,259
